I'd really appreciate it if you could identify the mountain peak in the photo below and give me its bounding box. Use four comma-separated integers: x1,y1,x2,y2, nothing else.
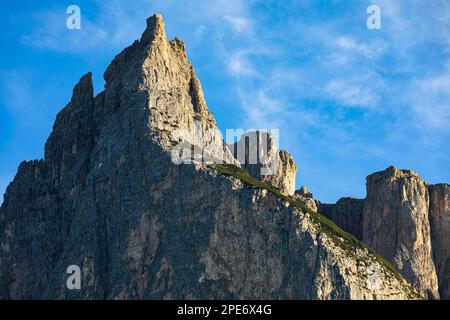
71,72,93,106
141,13,167,45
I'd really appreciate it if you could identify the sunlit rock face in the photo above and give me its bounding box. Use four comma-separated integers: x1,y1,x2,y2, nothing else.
228,131,297,196
315,167,450,300
362,166,440,299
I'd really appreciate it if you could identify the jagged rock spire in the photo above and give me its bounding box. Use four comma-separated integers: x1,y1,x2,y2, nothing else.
71,72,93,106
44,72,94,185
141,13,167,45
101,12,236,164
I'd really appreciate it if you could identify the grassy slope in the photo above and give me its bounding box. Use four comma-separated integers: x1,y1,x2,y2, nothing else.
209,163,422,299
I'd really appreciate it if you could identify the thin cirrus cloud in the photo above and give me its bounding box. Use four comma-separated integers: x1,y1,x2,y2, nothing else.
409,71,450,132
21,9,109,53
325,79,380,109
223,15,252,33
334,36,388,61
227,51,258,77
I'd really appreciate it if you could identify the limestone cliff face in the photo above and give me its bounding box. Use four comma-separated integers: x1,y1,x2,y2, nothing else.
429,184,450,299
318,198,364,241
0,14,420,300
361,166,440,299
229,131,297,195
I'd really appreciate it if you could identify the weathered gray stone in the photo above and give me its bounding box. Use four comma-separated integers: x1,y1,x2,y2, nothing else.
429,183,450,299
362,166,440,299
229,131,297,195
318,197,364,240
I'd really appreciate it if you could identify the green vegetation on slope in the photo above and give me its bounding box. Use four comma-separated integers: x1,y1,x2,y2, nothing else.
209,163,422,299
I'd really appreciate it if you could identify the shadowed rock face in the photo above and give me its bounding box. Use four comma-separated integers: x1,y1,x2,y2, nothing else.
318,198,364,241
0,14,420,300
429,184,450,299
362,166,440,299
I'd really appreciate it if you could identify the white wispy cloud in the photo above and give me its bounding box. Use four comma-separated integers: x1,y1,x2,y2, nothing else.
223,15,252,33
408,71,450,132
22,9,108,53
227,51,259,77
238,89,285,129
326,79,380,109
194,25,207,40
21,0,255,52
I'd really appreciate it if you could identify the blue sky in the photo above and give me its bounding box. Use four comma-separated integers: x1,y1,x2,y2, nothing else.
1,0,449,203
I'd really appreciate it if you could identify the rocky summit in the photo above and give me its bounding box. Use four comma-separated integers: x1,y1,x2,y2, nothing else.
362,167,440,299
0,14,447,300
